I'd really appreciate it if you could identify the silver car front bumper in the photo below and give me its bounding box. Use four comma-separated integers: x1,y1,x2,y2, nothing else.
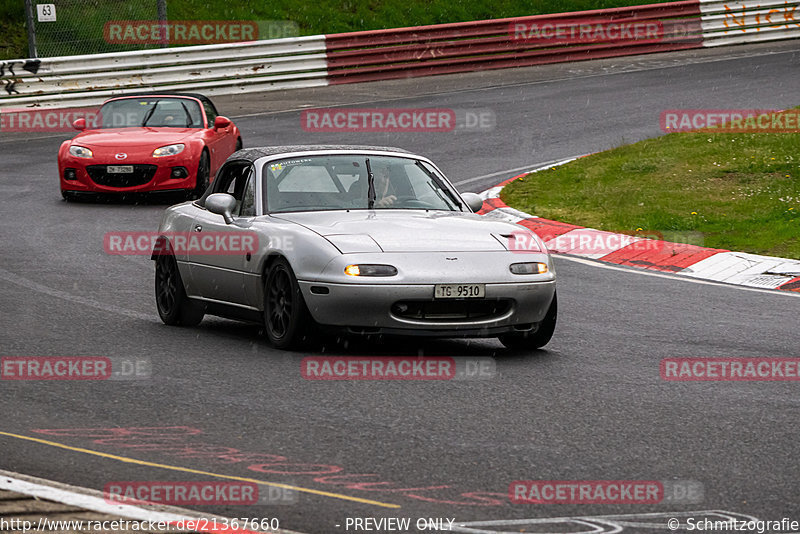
298,280,555,335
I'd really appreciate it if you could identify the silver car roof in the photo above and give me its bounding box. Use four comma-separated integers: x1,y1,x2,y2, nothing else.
234,145,414,163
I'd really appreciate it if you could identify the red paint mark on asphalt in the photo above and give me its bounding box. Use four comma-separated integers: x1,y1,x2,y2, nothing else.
30,427,503,506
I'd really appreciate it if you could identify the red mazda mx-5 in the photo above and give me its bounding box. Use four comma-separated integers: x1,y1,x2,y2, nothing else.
58,93,242,200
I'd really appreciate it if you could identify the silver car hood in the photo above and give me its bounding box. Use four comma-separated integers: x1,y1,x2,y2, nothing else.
271,210,516,252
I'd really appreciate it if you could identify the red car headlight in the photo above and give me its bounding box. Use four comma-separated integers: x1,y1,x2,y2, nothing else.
152,143,185,157
69,146,93,158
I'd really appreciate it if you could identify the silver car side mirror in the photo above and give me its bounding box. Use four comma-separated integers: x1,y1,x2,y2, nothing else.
461,192,484,213
205,193,237,224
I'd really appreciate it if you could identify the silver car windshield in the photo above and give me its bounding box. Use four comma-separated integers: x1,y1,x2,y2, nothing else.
98,98,204,129
263,155,464,213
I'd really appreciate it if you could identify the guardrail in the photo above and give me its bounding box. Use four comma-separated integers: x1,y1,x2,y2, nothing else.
325,2,703,84
0,36,327,108
700,0,800,46
0,0,797,108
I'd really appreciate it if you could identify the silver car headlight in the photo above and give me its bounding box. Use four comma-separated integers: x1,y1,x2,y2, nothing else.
344,264,398,277
510,262,549,275
69,145,93,158
152,143,185,157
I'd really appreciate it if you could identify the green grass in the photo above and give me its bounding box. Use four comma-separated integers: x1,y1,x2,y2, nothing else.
0,1,26,60
1,0,673,59
501,109,800,259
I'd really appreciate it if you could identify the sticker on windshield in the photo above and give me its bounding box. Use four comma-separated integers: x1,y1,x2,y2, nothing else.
270,158,312,173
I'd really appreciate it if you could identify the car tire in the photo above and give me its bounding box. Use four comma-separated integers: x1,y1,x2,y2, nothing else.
155,249,204,326
191,149,210,199
263,257,314,350
499,291,557,350
236,138,243,151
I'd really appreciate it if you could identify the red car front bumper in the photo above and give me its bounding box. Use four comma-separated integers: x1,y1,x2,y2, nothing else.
59,145,201,194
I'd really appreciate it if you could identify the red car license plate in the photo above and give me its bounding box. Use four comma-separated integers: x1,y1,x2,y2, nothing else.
107,165,133,173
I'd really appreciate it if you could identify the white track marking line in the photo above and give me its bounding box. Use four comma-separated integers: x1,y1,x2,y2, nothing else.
1,474,202,524
451,510,761,534
457,157,581,186
454,161,560,185
0,469,308,533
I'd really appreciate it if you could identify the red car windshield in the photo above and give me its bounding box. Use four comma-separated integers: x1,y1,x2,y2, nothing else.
98,97,204,129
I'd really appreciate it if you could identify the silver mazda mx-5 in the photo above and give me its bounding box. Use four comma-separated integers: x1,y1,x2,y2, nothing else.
152,146,557,350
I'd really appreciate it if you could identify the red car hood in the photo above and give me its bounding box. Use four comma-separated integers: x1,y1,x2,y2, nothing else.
73,127,197,147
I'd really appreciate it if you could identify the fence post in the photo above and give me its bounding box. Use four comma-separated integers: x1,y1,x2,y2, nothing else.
24,0,38,58
157,0,169,48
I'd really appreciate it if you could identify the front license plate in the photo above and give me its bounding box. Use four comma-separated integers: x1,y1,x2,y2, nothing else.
434,283,485,299
107,165,133,173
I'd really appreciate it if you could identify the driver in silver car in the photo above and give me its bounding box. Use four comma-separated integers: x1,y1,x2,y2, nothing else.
373,164,397,208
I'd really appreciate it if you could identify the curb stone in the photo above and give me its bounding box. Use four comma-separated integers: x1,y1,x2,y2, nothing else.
478,158,800,293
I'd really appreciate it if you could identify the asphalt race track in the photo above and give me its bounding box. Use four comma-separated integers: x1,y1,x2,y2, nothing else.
1,41,799,533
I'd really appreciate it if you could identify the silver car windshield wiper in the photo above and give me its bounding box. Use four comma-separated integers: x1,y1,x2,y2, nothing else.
366,158,376,209
426,181,455,209
415,161,462,210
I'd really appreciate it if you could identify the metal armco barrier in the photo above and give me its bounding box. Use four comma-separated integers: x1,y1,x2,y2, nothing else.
325,1,704,84
0,36,327,108
0,0,798,108
700,0,800,46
